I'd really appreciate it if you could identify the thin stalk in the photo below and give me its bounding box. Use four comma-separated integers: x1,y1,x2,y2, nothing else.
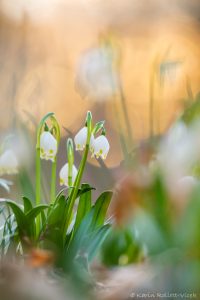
149,67,155,138
63,144,89,236
119,81,133,147
113,98,128,159
67,164,73,197
68,162,73,188
35,148,41,236
50,159,57,204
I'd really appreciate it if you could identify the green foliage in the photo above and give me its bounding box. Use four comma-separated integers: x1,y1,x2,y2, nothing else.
180,92,200,124
0,111,113,276
74,183,92,232
0,199,48,249
101,226,141,266
64,190,112,266
0,187,112,271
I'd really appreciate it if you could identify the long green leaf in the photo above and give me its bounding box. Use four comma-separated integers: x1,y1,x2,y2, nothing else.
91,191,112,230
23,196,33,213
65,210,94,259
0,200,26,230
87,224,111,261
26,205,49,222
74,184,92,232
47,195,66,226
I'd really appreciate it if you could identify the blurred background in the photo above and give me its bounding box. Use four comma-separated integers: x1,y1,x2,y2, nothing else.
0,0,200,195
0,2,200,298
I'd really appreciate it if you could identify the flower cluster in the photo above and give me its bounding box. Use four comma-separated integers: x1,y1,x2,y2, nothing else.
59,123,110,187
74,126,110,160
38,112,110,188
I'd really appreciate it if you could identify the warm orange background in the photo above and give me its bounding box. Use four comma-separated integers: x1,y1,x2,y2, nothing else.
0,0,200,167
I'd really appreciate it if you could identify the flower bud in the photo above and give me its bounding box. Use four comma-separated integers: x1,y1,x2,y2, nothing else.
67,138,74,164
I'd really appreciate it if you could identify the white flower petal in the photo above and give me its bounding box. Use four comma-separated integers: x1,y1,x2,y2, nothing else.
74,127,88,151
40,131,57,162
0,150,18,175
91,135,110,159
59,163,78,187
74,127,94,151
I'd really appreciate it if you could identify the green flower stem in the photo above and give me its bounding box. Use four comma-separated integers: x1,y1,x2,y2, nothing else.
50,158,57,204
63,111,92,238
63,144,89,237
35,147,41,236
68,163,73,188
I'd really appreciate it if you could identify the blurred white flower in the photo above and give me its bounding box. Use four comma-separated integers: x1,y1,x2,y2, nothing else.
91,135,110,159
76,46,119,102
158,121,200,190
177,175,197,196
0,150,18,175
40,131,57,162
159,60,181,85
74,126,94,151
173,176,198,210
59,163,78,187
0,178,13,192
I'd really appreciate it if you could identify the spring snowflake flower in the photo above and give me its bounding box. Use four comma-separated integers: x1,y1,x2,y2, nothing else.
74,127,87,151
59,163,78,187
74,126,94,151
40,131,57,162
0,149,18,175
91,135,110,159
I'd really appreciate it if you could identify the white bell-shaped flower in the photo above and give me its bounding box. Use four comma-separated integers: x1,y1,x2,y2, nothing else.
74,127,94,151
59,163,78,187
40,131,57,162
76,46,119,102
0,149,18,175
74,127,87,151
91,135,110,159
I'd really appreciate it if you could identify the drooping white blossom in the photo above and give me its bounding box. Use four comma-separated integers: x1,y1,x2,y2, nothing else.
0,149,18,175
74,127,87,151
74,126,94,151
59,163,78,187
91,135,110,159
158,121,200,191
40,131,57,162
76,46,119,102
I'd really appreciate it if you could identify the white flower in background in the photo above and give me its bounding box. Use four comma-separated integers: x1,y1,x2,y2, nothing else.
59,163,78,187
159,60,182,85
0,149,18,175
0,178,13,192
91,135,110,159
158,121,200,192
74,126,94,151
177,176,197,196
173,176,198,210
76,46,119,102
40,131,57,162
